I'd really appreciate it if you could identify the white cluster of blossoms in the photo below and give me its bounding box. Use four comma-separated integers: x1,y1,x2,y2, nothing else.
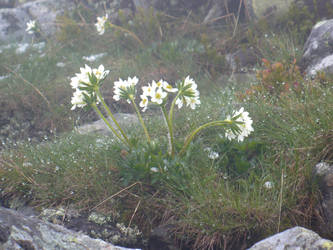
175,76,200,109
70,65,110,110
113,76,139,103
140,80,178,112
68,64,254,157
225,107,254,142
26,20,37,34
204,147,219,160
95,14,108,35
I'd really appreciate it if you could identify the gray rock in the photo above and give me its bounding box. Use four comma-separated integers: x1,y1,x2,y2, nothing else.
149,224,179,250
0,0,75,43
0,7,30,42
248,226,333,250
314,162,333,233
226,47,260,73
301,19,333,76
0,0,16,8
0,206,139,250
21,0,75,35
76,113,139,135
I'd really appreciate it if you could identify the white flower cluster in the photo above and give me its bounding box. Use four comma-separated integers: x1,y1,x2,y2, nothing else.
204,147,219,160
264,181,273,189
113,76,139,103
175,76,200,109
225,107,254,142
26,20,37,34
70,65,110,110
95,14,108,35
139,79,178,112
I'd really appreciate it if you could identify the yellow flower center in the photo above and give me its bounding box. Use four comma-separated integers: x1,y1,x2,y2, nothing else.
95,71,101,78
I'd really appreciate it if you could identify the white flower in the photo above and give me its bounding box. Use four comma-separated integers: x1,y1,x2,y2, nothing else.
177,76,200,109
185,96,200,110
184,75,198,91
175,97,184,109
93,64,110,80
70,65,109,110
184,76,199,98
71,89,87,110
70,76,80,89
161,80,178,93
204,147,219,160
184,76,199,97
139,94,149,112
225,107,254,142
113,78,127,101
153,80,164,89
26,20,36,34
150,167,159,173
142,83,155,97
76,64,92,85
127,76,139,86
264,181,273,189
95,14,108,35
113,76,138,102
151,88,167,104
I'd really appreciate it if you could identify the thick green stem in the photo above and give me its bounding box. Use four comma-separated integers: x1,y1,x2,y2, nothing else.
129,96,151,142
179,120,232,157
95,88,131,147
161,106,174,157
168,91,182,126
92,103,129,146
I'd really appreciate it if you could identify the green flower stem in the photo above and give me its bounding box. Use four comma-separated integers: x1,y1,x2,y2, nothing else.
129,96,151,143
107,22,144,48
165,91,183,156
91,103,129,146
161,106,174,157
168,91,182,125
95,88,131,147
179,120,233,157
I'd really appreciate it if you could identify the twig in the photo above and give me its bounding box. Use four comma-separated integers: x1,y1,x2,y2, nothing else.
181,10,192,30
204,13,235,25
91,182,141,211
128,200,141,228
232,0,243,38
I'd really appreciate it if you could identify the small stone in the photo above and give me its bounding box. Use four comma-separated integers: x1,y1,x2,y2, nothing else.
248,226,333,249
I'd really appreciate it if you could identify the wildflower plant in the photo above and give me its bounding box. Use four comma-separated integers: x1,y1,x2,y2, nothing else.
69,65,254,161
26,20,38,34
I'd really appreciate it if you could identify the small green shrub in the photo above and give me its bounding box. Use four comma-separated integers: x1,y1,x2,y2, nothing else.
215,139,265,178
256,58,303,96
238,58,303,100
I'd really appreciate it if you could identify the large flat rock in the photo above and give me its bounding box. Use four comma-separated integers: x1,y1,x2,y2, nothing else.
0,206,139,250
